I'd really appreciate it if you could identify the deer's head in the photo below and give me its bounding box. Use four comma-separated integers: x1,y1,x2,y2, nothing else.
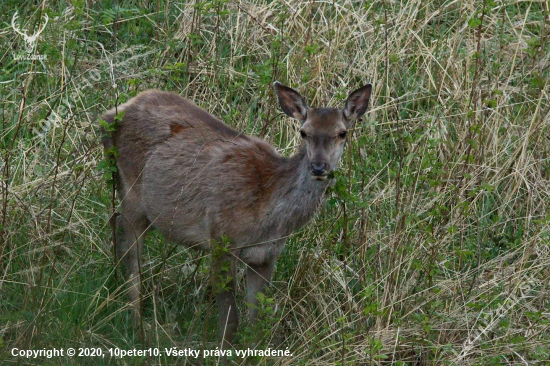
11,12,49,53
274,82,372,181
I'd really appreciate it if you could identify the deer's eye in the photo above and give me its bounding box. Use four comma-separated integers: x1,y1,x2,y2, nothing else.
339,130,347,139
300,130,307,138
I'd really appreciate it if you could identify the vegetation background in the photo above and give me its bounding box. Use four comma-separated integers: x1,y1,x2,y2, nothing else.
1,0,549,364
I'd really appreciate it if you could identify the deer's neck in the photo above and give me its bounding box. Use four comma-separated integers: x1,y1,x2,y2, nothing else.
271,145,329,234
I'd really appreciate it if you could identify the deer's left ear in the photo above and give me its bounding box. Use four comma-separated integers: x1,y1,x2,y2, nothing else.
342,84,372,123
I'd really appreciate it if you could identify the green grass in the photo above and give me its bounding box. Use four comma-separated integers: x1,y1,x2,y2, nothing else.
1,0,549,364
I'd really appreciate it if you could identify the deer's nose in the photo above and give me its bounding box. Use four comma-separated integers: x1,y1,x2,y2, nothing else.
311,163,328,176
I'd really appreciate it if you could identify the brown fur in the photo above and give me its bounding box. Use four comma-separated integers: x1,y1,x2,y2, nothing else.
170,123,190,135
100,82,372,346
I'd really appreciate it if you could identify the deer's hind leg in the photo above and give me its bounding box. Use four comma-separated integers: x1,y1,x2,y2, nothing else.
116,180,149,328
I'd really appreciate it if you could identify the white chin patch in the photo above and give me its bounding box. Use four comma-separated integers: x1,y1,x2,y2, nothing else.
314,176,327,181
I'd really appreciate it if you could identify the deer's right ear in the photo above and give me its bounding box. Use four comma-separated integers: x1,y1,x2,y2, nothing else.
273,81,308,122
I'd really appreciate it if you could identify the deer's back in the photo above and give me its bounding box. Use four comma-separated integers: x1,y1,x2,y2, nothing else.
101,90,242,188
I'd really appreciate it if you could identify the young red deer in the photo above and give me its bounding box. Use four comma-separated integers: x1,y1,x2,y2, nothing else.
100,82,372,345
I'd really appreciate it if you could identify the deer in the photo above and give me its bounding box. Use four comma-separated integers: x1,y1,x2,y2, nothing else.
100,82,372,346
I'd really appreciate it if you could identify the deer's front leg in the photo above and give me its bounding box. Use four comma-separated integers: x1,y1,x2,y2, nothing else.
215,255,238,348
246,259,276,324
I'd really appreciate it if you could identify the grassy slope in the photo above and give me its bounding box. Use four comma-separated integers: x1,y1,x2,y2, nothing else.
1,0,549,364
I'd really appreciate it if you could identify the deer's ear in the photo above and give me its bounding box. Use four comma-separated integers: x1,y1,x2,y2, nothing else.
343,84,372,122
273,82,308,122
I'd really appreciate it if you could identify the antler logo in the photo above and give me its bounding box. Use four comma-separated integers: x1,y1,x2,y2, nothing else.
11,11,49,54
